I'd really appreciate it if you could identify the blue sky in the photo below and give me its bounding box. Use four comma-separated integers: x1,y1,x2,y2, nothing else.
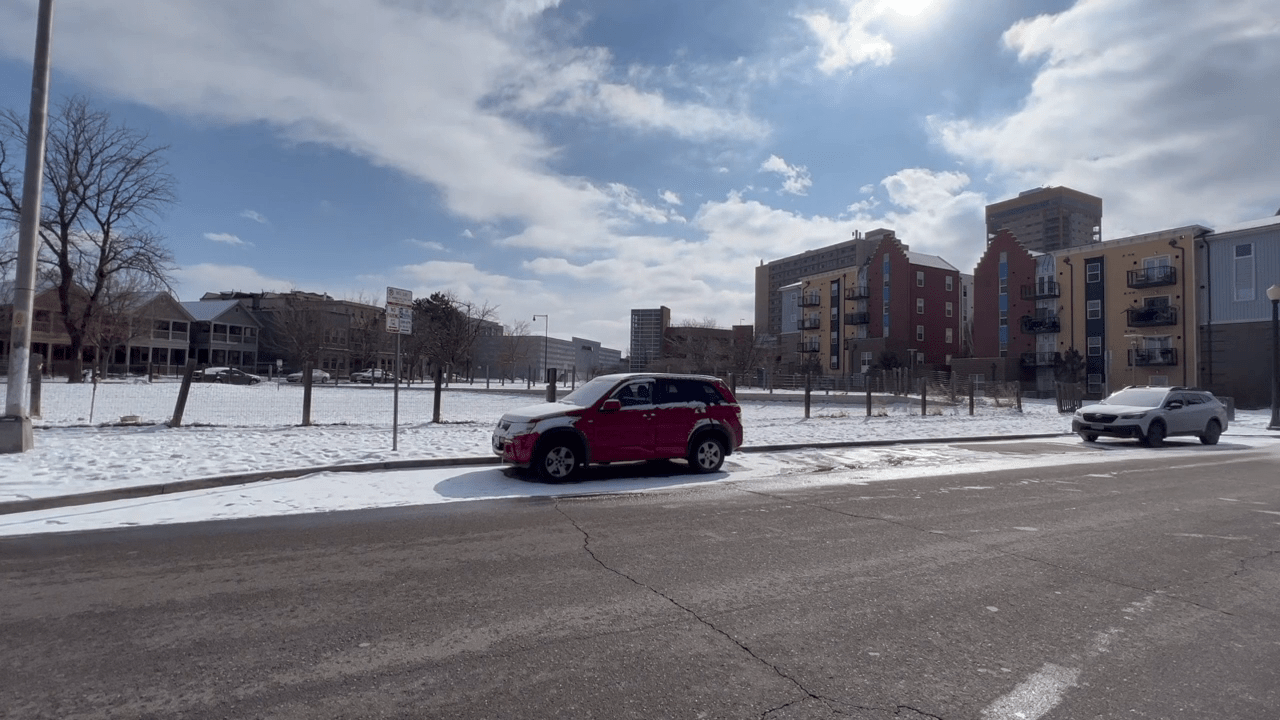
2,0,1277,353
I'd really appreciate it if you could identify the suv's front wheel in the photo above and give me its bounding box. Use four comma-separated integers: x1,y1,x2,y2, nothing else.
535,439,581,482
1142,420,1166,448
688,435,726,473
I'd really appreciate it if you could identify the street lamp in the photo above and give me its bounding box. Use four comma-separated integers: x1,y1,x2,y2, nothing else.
533,314,549,384
1267,284,1280,431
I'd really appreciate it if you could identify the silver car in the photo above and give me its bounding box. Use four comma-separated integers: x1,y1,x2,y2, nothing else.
1072,386,1228,446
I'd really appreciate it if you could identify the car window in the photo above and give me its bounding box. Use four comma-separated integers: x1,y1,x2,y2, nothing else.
612,380,654,408
1102,389,1168,407
1184,394,1205,405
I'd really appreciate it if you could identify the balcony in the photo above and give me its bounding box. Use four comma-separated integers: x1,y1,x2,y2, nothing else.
1020,351,1060,368
1020,280,1061,300
845,311,870,325
1019,313,1061,334
1129,347,1178,366
844,285,870,300
797,340,822,353
1126,305,1178,327
801,317,822,330
1127,266,1176,288
799,293,823,307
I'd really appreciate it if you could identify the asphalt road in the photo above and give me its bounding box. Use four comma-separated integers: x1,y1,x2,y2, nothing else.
2,440,1278,719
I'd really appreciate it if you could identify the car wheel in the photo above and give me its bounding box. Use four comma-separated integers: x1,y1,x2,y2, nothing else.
1142,420,1166,447
536,441,580,482
1079,432,1098,443
1200,419,1222,445
688,435,726,473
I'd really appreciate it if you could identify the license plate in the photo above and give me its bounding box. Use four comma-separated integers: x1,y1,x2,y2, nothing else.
1089,424,1106,430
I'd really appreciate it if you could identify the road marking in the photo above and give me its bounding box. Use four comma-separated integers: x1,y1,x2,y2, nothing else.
1169,533,1250,540
982,663,1080,720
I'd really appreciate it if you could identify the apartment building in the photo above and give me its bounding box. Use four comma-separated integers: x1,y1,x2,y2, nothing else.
1054,225,1206,396
1196,215,1280,408
797,230,961,376
754,231,882,339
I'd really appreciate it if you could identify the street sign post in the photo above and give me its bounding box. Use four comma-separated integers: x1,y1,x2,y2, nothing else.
385,287,414,451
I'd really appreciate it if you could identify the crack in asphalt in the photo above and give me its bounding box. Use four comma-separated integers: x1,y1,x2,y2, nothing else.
553,502,844,718
736,487,1238,619
554,502,954,719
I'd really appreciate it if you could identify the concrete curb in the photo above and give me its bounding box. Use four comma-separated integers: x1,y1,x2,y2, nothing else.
0,433,1074,517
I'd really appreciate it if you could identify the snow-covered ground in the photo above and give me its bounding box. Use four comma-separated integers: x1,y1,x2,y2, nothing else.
2,381,1276,537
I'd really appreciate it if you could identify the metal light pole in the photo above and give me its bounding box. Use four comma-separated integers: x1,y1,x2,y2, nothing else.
2,0,55,454
533,314,549,382
1267,284,1280,431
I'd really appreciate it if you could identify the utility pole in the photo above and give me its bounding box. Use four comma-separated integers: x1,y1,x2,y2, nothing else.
2,0,55,454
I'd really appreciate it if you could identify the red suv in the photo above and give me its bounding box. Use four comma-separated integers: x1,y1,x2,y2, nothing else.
492,373,744,481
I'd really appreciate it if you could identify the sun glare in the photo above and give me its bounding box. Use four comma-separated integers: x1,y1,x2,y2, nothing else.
888,0,934,17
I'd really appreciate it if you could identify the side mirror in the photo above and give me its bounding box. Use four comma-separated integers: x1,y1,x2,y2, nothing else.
1166,400,1184,410
601,399,622,412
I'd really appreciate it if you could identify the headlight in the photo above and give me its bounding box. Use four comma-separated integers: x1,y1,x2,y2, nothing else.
1118,411,1148,420
1073,410,1083,418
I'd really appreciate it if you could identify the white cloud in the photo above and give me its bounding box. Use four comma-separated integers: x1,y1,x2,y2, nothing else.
660,190,682,206
171,263,295,301
930,0,1280,237
759,155,813,196
204,232,249,246
800,0,898,73
239,209,269,224
406,239,446,252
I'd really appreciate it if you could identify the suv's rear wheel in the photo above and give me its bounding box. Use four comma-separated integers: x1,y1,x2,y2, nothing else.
1200,419,1222,445
1142,420,1166,448
688,435,726,473
535,440,581,482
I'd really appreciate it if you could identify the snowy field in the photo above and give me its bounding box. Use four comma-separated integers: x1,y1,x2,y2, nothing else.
2,380,1276,537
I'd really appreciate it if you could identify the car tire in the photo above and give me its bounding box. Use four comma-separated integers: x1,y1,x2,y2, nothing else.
1200,419,1222,445
535,440,581,482
1079,432,1098,443
1142,420,1166,448
688,435,726,473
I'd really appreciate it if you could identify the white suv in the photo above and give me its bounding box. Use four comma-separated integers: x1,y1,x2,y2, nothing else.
1072,386,1228,447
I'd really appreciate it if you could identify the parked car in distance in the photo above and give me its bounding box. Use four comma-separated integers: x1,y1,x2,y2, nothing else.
349,368,397,383
492,372,744,482
1072,385,1228,447
196,367,263,385
286,369,332,384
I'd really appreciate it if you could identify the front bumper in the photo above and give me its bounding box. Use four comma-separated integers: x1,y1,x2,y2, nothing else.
1072,418,1144,438
492,431,539,465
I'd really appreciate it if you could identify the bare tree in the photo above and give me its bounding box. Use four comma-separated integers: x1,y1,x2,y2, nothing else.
411,291,497,419
496,319,536,381
660,318,732,375
258,295,331,370
0,96,176,381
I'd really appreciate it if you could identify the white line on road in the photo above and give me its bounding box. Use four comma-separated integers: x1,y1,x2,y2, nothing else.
982,663,1080,720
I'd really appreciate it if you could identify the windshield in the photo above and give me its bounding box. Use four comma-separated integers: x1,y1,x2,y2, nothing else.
560,376,623,407
1101,389,1168,407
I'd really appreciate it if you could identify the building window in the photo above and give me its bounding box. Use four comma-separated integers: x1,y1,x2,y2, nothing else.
1086,300,1101,320
1088,336,1102,356
916,270,924,287
945,301,953,318
916,325,925,341
1086,261,1101,283
946,275,954,292
1234,243,1255,301
1087,373,1103,394
917,298,925,314
945,328,953,344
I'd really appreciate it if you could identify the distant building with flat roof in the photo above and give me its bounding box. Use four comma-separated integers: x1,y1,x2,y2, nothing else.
986,186,1102,253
